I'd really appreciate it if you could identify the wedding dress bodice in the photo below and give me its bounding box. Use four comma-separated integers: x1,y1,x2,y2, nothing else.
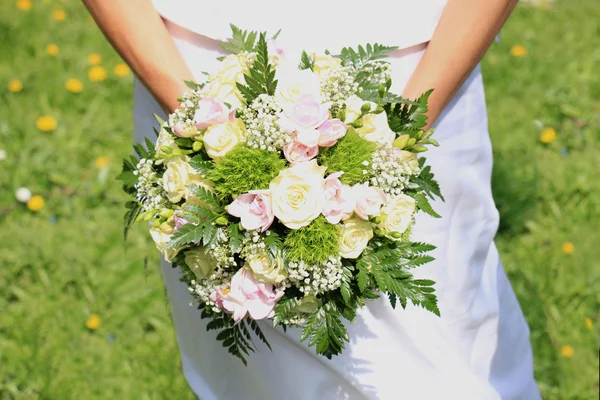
152,0,448,54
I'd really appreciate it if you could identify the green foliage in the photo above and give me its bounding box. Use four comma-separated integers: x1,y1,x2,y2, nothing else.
227,223,243,253
284,216,341,264
385,90,432,135
186,185,224,212
220,24,258,54
317,130,377,185
264,230,284,262
236,33,278,105
272,295,302,326
300,302,349,358
206,144,286,200
339,43,397,71
165,202,223,249
123,200,142,240
188,155,213,177
411,158,444,201
299,50,314,71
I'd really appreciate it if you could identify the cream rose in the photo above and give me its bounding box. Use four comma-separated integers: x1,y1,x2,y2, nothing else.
398,150,421,174
344,95,376,123
275,68,322,108
204,54,248,108
355,111,396,146
184,246,218,281
203,118,246,159
149,217,181,262
339,216,374,259
378,194,416,237
311,53,342,78
247,251,287,284
269,160,326,229
163,156,211,204
155,126,177,156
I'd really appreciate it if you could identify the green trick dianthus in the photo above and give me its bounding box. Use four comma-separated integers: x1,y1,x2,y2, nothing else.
317,129,377,185
207,144,286,200
284,216,341,264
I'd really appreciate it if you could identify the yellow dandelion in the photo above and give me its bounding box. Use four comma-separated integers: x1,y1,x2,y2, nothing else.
65,78,83,93
88,53,102,65
511,45,527,57
113,63,130,77
36,116,57,132
585,318,592,330
561,242,575,255
86,314,101,330
539,127,557,144
560,345,574,358
95,156,109,168
16,0,32,11
27,195,45,211
52,9,66,21
88,66,107,82
46,43,59,56
8,79,23,93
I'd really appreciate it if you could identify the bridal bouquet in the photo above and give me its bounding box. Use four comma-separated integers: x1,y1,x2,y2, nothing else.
120,26,442,364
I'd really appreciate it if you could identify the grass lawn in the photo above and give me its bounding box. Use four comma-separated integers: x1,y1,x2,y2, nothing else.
1,0,598,399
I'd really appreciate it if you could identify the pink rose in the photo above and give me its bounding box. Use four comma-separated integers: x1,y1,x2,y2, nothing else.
278,94,330,147
194,97,232,128
322,172,355,224
318,119,348,147
210,268,284,323
227,191,274,232
283,141,319,164
353,184,386,220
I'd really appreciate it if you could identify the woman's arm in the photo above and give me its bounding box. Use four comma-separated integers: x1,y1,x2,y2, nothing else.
402,0,519,128
83,0,194,113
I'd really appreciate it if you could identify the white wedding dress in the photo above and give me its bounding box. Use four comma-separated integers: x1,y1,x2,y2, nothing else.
132,2,541,399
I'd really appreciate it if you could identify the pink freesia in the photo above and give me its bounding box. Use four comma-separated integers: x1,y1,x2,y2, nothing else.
227,190,274,232
194,97,232,128
353,184,387,220
173,210,189,232
278,94,330,147
322,172,355,224
267,39,285,57
209,268,284,323
283,141,319,164
317,119,348,147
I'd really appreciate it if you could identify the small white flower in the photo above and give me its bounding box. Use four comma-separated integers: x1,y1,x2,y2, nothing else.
15,187,32,203
0,149,6,161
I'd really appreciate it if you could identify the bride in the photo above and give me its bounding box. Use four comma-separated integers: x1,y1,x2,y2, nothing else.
84,1,541,399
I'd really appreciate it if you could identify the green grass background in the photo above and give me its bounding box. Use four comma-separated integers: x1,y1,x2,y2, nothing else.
0,0,598,398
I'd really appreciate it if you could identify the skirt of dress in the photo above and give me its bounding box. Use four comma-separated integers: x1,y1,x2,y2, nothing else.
132,20,541,400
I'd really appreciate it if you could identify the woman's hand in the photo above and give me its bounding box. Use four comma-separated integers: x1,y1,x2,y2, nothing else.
402,0,519,128
83,0,194,114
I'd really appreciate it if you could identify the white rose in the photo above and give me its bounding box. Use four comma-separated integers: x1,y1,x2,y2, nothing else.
378,194,416,237
311,53,342,78
155,126,177,156
247,251,287,284
203,118,246,159
269,160,326,230
184,246,217,281
275,67,322,108
356,111,396,146
149,217,181,262
339,216,374,259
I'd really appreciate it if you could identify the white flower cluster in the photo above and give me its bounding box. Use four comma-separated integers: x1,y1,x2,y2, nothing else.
242,94,291,151
287,256,343,295
320,66,359,110
360,61,391,87
133,158,168,211
368,148,419,196
169,89,204,130
281,315,307,326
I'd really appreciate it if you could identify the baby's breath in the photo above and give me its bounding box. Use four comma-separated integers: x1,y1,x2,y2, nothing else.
287,256,343,296
320,67,359,110
368,148,420,196
133,158,168,211
242,94,291,152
